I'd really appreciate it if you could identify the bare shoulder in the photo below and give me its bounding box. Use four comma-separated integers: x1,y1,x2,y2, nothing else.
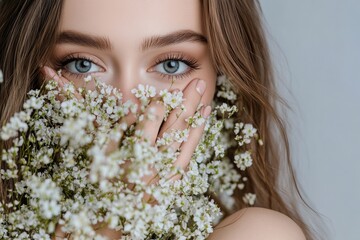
207,207,306,240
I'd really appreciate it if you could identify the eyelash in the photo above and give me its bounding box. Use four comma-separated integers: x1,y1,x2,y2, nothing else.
53,52,200,80
153,52,200,80
53,53,102,79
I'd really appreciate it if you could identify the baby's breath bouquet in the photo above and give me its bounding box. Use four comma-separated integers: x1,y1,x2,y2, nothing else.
0,70,261,240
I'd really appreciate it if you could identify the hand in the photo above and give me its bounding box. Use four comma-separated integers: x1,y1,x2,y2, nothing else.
41,66,83,101
41,66,213,238
41,65,212,187
138,78,212,186
41,66,125,239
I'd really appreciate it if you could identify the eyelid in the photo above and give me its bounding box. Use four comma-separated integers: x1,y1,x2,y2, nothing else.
147,52,200,72
53,52,200,81
154,52,199,66
146,52,201,82
53,53,106,72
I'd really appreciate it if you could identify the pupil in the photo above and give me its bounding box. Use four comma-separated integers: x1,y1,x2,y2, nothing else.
75,60,91,73
163,60,179,74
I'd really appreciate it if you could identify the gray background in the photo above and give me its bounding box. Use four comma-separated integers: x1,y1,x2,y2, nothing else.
259,1,360,239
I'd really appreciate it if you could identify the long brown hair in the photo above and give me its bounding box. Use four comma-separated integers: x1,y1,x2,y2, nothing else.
202,1,320,239
0,0,319,239
0,0,63,208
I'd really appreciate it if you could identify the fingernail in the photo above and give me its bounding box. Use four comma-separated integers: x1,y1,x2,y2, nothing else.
202,105,212,118
43,66,54,76
43,66,59,80
195,79,206,95
172,88,181,94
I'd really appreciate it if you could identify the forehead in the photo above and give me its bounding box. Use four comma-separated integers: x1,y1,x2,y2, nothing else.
60,0,203,41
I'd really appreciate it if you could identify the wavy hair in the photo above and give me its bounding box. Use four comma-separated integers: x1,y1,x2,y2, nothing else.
0,0,320,239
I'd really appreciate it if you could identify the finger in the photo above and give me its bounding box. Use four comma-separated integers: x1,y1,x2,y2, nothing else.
135,97,166,145
158,78,206,151
131,95,172,193
41,66,65,102
173,105,212,171
104,119,128,154
41,66,83,100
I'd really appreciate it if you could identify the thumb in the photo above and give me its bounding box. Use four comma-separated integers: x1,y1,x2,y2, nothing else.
41,66,83,100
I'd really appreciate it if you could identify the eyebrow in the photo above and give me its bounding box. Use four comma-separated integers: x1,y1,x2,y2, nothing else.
141,30,207,51
56,30,207,52
56,30,112,50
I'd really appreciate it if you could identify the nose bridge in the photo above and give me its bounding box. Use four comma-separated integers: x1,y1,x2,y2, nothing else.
114,57,141,103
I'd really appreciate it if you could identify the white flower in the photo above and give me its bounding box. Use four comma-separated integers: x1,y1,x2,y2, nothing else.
45,80,58,91
234,151,253,170
67,210,96,237
172,128,190,143
131,84,156,102
215,102,237,116
42,200,61,219
214,145,225,158
156,132,174,147
63,83,76,94
185,108,206,128
234,122,244,135
216,74,237,102
27,177,61,220
216,90,237,101
33,229,51,240
242,123,257,138
23,96,44,110
243,193,256,205
57,69,62,77
84,75,92,83
60,99,80,115
0,72,261,239
0,111,30,140
160,89,184,109
60,112,94,147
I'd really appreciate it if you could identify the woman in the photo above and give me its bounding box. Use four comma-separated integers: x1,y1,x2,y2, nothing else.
0,0,318,239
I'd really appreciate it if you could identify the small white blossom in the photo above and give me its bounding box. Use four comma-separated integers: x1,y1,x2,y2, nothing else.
172,128,190,143
131,84,156,102
0,74,259,239
242,123,257,138
63,83,76,95
234,151,253,170
185,107,206,128
23,96,44,110
84,75,92,83
243,193,256,205
33,229,51,240
234,122,244,135
57,69,62,77
160,89,184,109
216,74,237,102
0,111,30,140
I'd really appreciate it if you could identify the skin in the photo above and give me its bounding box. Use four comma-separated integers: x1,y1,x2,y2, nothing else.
41,0,306,239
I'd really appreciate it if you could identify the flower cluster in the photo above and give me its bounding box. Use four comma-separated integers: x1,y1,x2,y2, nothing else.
0,72,261,239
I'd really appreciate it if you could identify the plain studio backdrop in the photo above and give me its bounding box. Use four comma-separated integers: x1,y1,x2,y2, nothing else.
259,0,360,240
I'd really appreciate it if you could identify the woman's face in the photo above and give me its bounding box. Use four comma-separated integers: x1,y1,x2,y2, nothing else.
48,0,216,105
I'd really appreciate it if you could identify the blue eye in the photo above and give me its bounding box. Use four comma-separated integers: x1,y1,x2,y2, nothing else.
154,60,190,75
54,52,200,81
53,54,104,79
151,53,201,80
64,58,102,74
54,54,104,79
